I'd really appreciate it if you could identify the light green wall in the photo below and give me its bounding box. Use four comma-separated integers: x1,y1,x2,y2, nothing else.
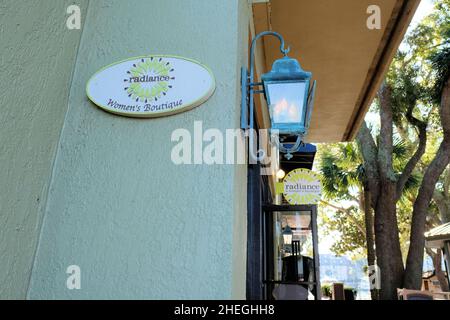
231,0,251,299
0,0,87,299
28,0,248,299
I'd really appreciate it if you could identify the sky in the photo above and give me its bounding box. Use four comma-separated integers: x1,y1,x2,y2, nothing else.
411,0,435,28
365,0,436,126
318,0,436,256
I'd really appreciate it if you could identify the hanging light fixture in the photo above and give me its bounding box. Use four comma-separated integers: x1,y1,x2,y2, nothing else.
276,169,286,180
282,224,293,245
241,31,316,161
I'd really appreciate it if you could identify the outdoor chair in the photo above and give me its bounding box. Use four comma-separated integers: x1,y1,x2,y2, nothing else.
332,283,345,300
397,288,434,300
432,292,450,300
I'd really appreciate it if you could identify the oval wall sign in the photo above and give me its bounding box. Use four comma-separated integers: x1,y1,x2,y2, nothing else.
86,55,215,118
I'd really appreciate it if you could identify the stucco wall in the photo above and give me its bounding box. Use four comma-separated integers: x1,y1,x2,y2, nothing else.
0,0,87,299
231,0,250,299
28,0,248,299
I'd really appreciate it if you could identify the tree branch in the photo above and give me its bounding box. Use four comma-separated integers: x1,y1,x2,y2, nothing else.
346,193,360,203
433,190,447,224
356,122,380,207
404,74,450,289
320,200,366,236
396,102,428,200
444,164,450,198
378,83,396,181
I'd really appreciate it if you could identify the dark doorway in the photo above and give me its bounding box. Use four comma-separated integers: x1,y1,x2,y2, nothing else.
262,204,321,300
246,163,321,300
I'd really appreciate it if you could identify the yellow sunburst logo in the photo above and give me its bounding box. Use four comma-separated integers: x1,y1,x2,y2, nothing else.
123,57,175,103
282,168,322,205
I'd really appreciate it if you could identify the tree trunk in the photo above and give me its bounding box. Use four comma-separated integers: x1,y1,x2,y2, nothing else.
433,168,450,223
425,247,449,292
357,120,404,299
433,249,450,292
373,84,405,299
362,188,378,299
374,180,405,299
404,141,450,288
404,75,450,289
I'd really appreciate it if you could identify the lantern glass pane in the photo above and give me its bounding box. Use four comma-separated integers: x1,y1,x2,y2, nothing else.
283,233,293,245
267,82,307,124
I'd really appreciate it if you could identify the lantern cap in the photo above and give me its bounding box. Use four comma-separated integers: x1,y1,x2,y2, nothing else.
262,56,312,82
282,224,293,235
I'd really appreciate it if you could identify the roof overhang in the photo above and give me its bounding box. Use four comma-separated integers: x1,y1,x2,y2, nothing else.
425,222,450,248
252,0,421,143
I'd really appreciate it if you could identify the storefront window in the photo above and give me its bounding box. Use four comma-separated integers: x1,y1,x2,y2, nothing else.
270,210,317,300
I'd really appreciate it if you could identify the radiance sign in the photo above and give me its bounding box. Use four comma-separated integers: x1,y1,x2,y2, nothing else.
282,169,322,205
86,55,215,118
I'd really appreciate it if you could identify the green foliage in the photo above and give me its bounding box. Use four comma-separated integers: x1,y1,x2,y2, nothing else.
404,0,450,102
321,283,332,297
317,142,366,258
317,0,450,262
387,58,426,125
319,143,363,201
321,205,366,258
317,140,419,259
430,47,450,102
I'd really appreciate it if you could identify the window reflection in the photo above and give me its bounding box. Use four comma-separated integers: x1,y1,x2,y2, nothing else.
272,211,316,300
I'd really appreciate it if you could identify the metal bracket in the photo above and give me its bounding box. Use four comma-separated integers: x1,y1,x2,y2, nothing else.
241,67,249,130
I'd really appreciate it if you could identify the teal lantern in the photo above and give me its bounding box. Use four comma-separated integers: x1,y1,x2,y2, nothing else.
282,224,293,245
262,56,316,137
241,31,317,160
